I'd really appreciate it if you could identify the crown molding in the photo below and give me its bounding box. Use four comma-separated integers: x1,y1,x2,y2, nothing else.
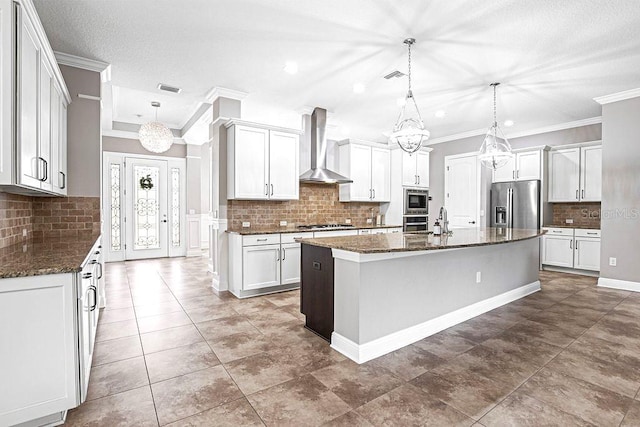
205,87,248,103
505,116,602,139
54,51,110,74
426,128,487,146
594,88,640,105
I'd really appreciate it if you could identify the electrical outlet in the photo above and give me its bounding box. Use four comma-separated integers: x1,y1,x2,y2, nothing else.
609,257,617,267
345,218,352,224
366,218,373,224
565,219,574,224
476,271,482,283
242,221,251,228
279,220,287,226
22,229,27,237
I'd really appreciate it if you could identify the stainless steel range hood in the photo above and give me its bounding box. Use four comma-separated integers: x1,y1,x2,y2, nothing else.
299,107,352,184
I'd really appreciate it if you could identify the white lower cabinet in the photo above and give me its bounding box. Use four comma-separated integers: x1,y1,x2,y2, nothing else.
541,227,600,271
280,242,302,285
0,237,102,427
242,244,281,290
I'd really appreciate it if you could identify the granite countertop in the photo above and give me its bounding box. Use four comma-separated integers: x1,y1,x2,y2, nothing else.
0,234,101,279
542,224,600,230
226,224,402,235
296,227,544,254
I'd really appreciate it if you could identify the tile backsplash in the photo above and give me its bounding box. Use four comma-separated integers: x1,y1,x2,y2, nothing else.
0,193,33,249
0,193,100,248
227,183,381,229
551,202,601,228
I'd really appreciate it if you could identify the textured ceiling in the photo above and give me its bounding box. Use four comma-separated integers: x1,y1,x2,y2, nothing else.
33,0,640,142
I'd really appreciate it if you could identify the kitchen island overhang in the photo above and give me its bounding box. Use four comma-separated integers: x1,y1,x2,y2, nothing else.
297,228,545,364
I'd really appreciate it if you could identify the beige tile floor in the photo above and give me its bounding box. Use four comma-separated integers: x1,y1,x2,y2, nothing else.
64,257,640,426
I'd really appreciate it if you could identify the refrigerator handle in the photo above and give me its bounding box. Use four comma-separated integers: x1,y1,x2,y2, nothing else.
507,187,513,228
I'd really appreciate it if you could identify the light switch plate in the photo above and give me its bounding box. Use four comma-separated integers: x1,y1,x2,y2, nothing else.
242,221,251,228
279,221,287,226
565,219,574,224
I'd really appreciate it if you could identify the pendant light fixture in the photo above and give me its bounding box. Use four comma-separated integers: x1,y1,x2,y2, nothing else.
478,83,513,170
139,101,173,153
389,38,430,154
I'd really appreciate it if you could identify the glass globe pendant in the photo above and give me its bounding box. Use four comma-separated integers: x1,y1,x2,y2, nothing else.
389,38,430,154
139,101,173,153
478,83,513,170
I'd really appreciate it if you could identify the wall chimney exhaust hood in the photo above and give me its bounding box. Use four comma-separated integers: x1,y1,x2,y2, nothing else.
299,108,352,184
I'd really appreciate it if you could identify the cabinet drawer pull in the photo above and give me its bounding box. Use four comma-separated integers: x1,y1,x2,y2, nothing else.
552,230,562,233
587,232,598,235
256,238,268,242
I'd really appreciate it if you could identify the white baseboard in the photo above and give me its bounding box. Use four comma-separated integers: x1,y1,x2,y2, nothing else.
331,280,541,364
598,277,640,293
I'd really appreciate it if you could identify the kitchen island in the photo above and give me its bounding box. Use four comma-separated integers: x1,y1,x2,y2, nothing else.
297,228,544,363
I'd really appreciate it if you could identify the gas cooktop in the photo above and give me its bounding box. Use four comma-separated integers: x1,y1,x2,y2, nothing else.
296,224,356,230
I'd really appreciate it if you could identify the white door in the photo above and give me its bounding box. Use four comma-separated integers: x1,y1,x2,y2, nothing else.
549,148,580,202
370,147,390,202
17,8,42,189
541,235,574,267
233,125,269,199
581,146,602,202
243,245,281,289
125,158,169,260
269,131,299,200
281,243,301,285
492,156,516,183
574,238,600,271
516,151,541,181
350,145,373,201
445,154,479,228
401,152,417,186
415,151,430,188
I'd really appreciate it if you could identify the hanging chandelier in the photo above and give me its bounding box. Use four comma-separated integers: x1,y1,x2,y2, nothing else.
139,101,173,153
478,83,513,170
389,38,430,154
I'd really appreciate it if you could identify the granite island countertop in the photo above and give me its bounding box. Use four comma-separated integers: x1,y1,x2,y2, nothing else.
0,234,101,279
296,227,544,254
226,224,402,235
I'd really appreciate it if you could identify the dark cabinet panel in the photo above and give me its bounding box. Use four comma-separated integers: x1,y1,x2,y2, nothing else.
300,244,334,341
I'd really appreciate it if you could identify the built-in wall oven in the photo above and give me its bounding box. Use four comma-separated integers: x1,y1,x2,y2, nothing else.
404,188,429,215
403,215,428,232
404,188,429,232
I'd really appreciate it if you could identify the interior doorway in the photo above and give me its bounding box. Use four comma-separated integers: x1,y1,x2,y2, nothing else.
444,152,480,228
102,152,186,262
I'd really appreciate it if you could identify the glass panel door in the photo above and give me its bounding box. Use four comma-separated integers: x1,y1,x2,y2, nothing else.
125,158,169,260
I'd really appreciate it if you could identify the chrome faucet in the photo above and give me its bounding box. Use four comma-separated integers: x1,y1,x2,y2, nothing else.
439,207,450,234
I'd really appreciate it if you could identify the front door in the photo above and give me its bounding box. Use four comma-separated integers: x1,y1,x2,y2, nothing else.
444,153,479,228
125,157,169,260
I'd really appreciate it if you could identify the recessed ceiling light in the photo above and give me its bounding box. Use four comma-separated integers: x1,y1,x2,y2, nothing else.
283,61,298,75
434,110,446,118
504,119,514,127
353,83,365,94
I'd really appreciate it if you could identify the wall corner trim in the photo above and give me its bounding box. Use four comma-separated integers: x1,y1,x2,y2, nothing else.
597,277,640,293
594,88,640,105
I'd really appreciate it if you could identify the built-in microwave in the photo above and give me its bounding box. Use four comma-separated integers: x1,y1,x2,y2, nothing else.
404,189,429,215
403,215,428,232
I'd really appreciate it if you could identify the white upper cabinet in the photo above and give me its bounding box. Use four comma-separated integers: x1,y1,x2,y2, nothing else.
338,141,390,202
549,148,580,202
580,145,602,202
401,150,430,188
492,149,542,183
548,144,601,202
227,122,300,200
1,0,70,195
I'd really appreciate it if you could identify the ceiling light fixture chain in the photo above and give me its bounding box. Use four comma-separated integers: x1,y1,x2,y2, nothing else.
389,37,430,154
478,82,513,170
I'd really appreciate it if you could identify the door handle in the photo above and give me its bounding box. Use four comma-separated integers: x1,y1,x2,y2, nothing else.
372,189,376,199
97,262,103,279
276,248,280,261
576,240,579,250
417,175,420,185
369,189,372,199
271,184,274,196
512,170,515,179
516,170,519,179
60,171,66,189
282,248,286,260
415,175,418,185
576,189,579,200
469,221,476,224
89,285,98,311
581,189,584,199
265,184,268,195
570,240,573,249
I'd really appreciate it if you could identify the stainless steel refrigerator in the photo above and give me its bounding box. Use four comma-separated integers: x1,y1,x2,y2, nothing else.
490,180,541,229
